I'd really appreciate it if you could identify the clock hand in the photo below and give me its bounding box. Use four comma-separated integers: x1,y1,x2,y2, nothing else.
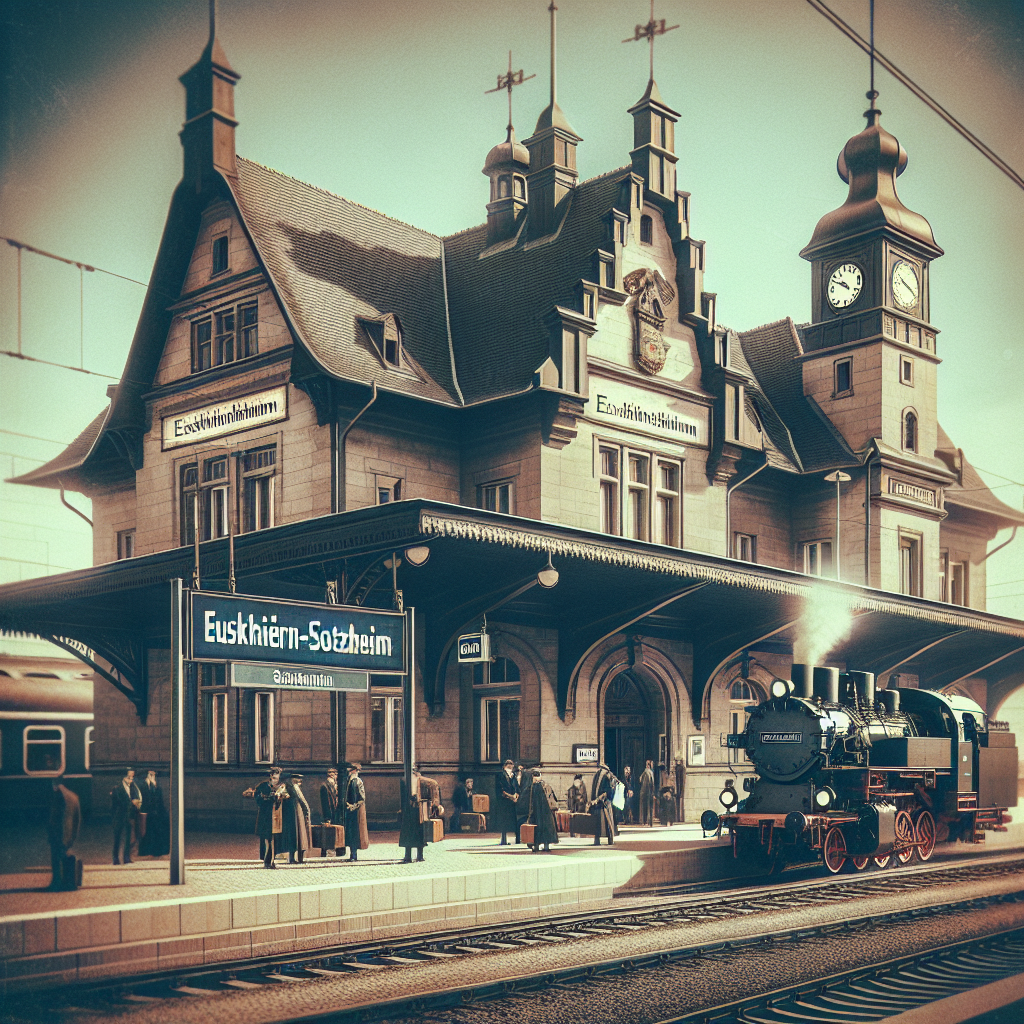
837,280,850,290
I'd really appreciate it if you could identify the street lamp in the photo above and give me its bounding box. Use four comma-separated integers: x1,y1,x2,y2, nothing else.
824,470,852,581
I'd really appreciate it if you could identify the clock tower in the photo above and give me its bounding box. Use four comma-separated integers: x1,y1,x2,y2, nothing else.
797,96,944,457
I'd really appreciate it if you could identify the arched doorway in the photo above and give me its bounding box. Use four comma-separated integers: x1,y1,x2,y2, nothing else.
603,670,665,779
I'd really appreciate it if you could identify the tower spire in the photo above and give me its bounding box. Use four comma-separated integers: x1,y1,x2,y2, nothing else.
623,0,678,85
548,2,557,108
486,51,535,142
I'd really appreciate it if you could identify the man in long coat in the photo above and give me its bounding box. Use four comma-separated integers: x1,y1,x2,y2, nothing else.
111,767,142,865
566,773,588,837
526,768,559,852
621,765,636,825
449,776,474,833
494,759,520,845
342,763,369,861
253,767,286,868
137,769,170,857
47,776,81,890
639,759,656,827
281,773,312,863
590,764,617,845
399,768,441,862
319,767,344,857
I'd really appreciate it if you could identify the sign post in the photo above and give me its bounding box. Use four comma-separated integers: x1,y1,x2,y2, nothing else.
170,579,185,885
403,607,415,826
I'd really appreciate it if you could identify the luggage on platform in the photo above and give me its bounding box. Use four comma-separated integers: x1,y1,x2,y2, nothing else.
472,794,490,813
63,853,83,890
520,823,536,846
570,812,595,836
423,818,444,844
312,824,345,851
460,812,487,832
555,810,572,833
136,811,148,841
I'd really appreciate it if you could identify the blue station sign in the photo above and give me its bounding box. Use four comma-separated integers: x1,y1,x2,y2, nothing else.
189,592,406,674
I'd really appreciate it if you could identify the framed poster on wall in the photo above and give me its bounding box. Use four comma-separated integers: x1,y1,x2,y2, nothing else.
688,735,705,766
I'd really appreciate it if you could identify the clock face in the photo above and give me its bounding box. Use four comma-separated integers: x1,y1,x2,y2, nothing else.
891,259,920,309
827,263,863,309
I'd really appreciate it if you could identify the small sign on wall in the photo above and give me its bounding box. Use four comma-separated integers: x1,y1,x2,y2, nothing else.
457,632,490,663
688,735,706,767
573,744,600,765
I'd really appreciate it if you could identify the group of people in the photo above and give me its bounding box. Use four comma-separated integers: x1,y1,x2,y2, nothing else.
618,760,678,827
111,767,170,865
492,759,562,852
243,763,368,868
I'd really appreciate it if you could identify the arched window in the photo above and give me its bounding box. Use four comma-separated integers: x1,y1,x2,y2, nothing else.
730,680,753,701
640,215,653,244
904,410,918,452
473,656,520,685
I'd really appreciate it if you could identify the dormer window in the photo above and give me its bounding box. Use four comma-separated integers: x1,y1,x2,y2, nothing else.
211,234,229,276
640,215,653,244
360,313,405,369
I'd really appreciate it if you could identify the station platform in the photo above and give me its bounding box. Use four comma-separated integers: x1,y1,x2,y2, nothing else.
0,822,735,992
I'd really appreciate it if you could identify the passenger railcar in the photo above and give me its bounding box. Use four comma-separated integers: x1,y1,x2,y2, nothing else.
702,665,1017,873
0,658,94,818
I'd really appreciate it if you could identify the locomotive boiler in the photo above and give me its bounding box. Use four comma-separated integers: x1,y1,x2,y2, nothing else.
701,665,1017,873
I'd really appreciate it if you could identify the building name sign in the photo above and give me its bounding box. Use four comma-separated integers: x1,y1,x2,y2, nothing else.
457,632,490,663
590,377,707,446
888,478,936,506
231,662,369,692
760,732,802,743
162,385,288,450
190,593,405,674
573,744,600,764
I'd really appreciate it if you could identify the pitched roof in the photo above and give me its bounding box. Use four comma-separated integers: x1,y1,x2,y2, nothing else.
6,408,108,489
936,423,1024,526
443,167,630,404
230,158,461,406
738,318,857,472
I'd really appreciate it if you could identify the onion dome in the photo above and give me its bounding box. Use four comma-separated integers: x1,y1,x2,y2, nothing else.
483,126,529,176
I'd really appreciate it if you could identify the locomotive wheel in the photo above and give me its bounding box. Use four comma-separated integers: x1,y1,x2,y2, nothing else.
895,810,915,865
822,826,847,874
915,810,936,862
872,852,892,869
849,855,870,871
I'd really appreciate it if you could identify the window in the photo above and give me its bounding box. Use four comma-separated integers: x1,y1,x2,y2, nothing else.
212,234,229,276
730,680,753,701
191,301,258,372
211,692,228,764
599,442,682,547
939,550,967,605
716,331,728,367
835,358,852,395
562,327,584,393
733,532,757,562
482,697,520,763
497,176,511,199
640,215,653,244
582,285,596,320
241,446,276,533
24,726,65,775
726,382,742,440
195,662,228,764
117,529,135,560
383,320,402,366
473,657,521,686
901,357,914,385
180,455,230,545
899,534,921,596
604,259,615,288
84,725,94,771
803,540,834,578
370,691,404,763
513,176,526,199
376,476,403,505
254,692,274,763
480,480,513,515
654,460,680,546
904,411,918,452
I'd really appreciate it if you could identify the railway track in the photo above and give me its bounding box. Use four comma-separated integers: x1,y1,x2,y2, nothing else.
6,854,1024,1023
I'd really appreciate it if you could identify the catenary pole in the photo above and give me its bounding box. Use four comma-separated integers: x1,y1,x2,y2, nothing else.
170,579,186,884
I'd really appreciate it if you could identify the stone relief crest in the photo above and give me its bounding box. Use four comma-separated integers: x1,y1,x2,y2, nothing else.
623,267,676,375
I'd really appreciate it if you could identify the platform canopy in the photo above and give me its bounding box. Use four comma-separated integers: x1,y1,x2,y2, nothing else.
1,499,1022,725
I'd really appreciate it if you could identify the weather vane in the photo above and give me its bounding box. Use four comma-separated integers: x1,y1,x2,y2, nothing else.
486,51,536,136
623,0,679,81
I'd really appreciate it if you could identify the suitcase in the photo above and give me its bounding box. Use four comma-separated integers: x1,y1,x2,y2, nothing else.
520,823,536,846
62,853,83,890
472,794,490,813
312,824,345,851
570,812,595,836
555,810,572,833
423,818,444,844
460,812,487,832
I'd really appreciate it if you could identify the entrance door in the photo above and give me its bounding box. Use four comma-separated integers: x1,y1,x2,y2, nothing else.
604,671,656,779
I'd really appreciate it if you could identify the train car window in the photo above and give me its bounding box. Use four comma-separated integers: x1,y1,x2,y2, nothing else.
24,726,65,775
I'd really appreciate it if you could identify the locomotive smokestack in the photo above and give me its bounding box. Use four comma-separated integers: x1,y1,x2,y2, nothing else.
849,670,875,708
791,663,813,699
879,689,901,714
813,666,840,703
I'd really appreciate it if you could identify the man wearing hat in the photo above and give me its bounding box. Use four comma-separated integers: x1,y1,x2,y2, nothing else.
590,763,617,845
526,768,559,853
566,772,588,837
342,763,369,861
110,767,142,865
319,768,345,857
281,773,312,864
250,767,286,868
494,758,520,845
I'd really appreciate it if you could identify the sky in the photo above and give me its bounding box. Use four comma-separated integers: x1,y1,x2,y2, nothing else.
0,0,1022,621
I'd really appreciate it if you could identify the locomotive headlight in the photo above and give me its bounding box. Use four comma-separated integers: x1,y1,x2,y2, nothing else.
701,810,721,832
719,786,739,809
813,786,836,810
771,679,789,699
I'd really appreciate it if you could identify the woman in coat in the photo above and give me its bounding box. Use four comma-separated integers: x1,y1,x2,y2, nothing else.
589,764,617,845
280,773,312,864
343,763,370,861
526,768,559,852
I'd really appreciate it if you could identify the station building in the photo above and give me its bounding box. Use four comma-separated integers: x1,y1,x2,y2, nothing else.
4,20,1023,828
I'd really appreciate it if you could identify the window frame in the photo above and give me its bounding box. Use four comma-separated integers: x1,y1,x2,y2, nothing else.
254,691,274,764
240,445,277,534
900,357,914,386
117,529,135,560
369,683,404,764
211,233,229,276
834,357,853,396
24,725,66,776
899,532,922,597
597,440,683,548
802,539,835,578
180,454,231,546
903,409,918,452
640,215,653,245
480,695,521,764
190,299,259,373
479,479,514,515
210,691,229,764
84,725,94,771
376,475,403,506
733,532,757,562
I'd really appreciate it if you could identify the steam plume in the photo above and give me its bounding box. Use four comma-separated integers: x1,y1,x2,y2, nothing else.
793,588,854,667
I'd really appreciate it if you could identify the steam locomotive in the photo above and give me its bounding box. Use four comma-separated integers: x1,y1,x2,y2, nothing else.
701,665,1017,873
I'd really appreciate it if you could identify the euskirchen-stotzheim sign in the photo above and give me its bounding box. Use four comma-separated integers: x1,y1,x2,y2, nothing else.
189,593,406,691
